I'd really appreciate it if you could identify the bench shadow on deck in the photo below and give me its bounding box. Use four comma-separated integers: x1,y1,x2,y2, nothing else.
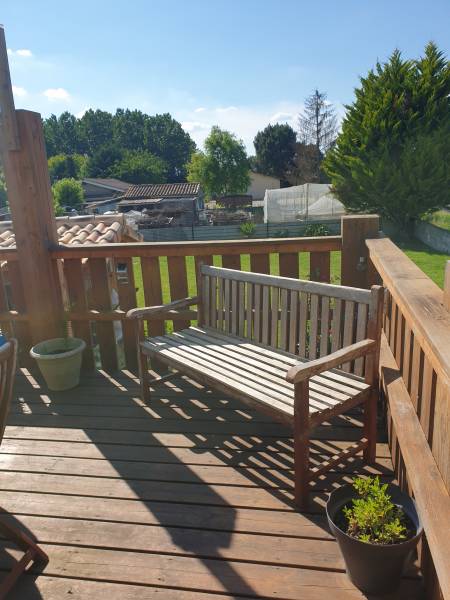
0,369,423,600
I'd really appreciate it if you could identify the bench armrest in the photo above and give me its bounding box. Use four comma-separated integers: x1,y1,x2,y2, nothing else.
127,296,199,320
286,338,376,384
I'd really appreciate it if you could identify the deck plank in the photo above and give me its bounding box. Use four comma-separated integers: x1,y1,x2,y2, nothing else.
0,370,422,600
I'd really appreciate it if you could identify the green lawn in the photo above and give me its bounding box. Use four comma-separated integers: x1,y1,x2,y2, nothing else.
423,210,450,232
132,241,447,317
133,251,341,309
394,238,448,288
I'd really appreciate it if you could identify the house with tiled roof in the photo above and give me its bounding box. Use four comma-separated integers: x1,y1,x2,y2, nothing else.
118,182,204,226
82,178,131,213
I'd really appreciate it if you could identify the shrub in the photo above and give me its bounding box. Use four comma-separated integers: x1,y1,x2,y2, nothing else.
240,222,256,238
52,178,83,214
304,223,330,237
342,477,410,545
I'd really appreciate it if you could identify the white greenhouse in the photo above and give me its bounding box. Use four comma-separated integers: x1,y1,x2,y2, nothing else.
263,183,346,223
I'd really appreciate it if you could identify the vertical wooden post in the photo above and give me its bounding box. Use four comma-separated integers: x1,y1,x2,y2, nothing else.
0,27,63,345
0,26,19,152
294,380,310,511
444,261,450,312
341,215,380,289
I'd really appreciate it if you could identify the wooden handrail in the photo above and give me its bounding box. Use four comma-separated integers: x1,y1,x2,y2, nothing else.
50,235,342,259
367,237,450,384
380,335,450,600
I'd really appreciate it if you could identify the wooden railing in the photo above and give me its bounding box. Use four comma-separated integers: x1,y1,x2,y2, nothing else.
0,235,342,369
368,238,450,600
0,215,380,370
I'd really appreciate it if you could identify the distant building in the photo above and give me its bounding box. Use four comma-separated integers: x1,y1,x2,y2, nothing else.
82,178,131,214
117,182,204,226
247,172,280,201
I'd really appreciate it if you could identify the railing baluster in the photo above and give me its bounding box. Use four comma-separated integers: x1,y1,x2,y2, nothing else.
250,253,270,274
167,256,189,331
310,251,330,283
279,252,298,279
64,258,95,371
7,262,33,367
222,255,240,270
115,257,138,372
140,257,164,336
89,258,118,371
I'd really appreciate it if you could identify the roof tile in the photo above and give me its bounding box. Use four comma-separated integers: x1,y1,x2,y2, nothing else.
123,182,201,200
0,215,141,248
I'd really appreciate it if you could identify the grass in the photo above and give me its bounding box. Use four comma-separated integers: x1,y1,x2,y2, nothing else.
423,210,450,232
132,240,447,319
133,251,341,321
393,238,448,288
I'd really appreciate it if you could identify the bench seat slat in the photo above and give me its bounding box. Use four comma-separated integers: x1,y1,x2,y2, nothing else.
177,328,365,397
167,329,354,407
142,327,370,426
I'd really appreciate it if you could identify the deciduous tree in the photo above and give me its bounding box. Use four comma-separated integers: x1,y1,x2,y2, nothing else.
187,126,250,197
145,113,196,181
48,154,87,182
52,178,84,213
253,123,296,182
111,150,168,184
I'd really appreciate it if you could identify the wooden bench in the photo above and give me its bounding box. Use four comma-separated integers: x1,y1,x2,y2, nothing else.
128,265,384,510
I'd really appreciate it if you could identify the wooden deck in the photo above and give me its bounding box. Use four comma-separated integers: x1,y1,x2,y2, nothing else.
0,369,423,599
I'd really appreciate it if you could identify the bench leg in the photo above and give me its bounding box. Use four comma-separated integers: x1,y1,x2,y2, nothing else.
135,320,151,403
294,381,310,512
139,351,151,403
363,389,377,463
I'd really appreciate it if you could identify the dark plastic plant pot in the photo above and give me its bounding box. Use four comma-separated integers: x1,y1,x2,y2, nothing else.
326,483,423,595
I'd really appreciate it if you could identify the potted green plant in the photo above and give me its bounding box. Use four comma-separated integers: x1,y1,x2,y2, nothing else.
326,476,422,595
30,315,86,391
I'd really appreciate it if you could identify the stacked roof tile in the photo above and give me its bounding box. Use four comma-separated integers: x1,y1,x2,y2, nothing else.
0,216,140,248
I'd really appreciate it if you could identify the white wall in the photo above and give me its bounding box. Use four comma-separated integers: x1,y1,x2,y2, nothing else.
247,172,280,200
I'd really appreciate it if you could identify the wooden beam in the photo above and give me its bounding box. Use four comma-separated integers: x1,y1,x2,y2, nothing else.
380,334,450,600
341,215,379,288
0,25,19,151
50,236,342,260
444,260,450,313
1,111,63,344
367,238,450,385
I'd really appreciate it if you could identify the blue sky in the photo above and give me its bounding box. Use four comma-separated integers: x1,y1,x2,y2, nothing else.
3,0,449,152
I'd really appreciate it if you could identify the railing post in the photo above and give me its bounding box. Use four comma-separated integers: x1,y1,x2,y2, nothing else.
0,27,63,345
341,215,380,288
444,261,450,312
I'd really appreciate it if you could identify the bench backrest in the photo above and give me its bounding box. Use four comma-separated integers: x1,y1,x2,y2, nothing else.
199,265,384,377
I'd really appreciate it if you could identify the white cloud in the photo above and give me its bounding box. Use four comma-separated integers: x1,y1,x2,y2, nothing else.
12,85,27,97
177,101,304,152
216,106,238,113
16,49,33,57
181,121,209,134
269,111,296,124
43,87,71,102
194,107,206,113
7,48,33,57
75,107,90,118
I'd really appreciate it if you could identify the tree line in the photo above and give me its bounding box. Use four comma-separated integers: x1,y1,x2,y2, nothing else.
2,41,447,231
44,109,196,183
